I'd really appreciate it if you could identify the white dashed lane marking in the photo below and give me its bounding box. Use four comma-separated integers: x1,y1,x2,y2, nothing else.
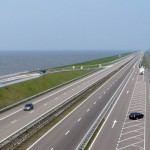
78,118,81,122
11,120,17,124
65,130,70,135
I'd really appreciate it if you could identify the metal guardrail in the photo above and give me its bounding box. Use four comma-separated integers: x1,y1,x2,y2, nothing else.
75,67,134,150
0,69,100,113
0,66,121,149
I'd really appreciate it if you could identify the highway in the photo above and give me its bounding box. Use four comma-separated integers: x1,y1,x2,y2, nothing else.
89,57,148,149
0,52,141,148
26,53,143,150
0,53,137,145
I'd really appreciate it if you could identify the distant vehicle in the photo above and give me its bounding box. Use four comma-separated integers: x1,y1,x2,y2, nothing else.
39,70,46,74
24,103,34,111
129,112,144,120
139,67,144,75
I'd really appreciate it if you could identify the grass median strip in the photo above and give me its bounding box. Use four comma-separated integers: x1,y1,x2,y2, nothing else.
141,53,148,68
85,118,105,150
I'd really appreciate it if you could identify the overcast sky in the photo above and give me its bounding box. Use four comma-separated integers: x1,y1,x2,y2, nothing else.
0,0,149,51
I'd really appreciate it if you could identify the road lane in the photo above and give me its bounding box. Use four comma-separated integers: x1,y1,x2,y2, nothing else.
90,57,146,150
27,53,141,150
0,53,140,144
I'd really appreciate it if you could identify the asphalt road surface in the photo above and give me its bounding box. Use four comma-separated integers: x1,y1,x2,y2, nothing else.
0,72,41,87
0,52,141,147
90,57,148,149
26,53,143,150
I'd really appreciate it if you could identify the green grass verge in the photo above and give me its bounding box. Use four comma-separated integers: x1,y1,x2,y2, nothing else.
53,52,132,69
0,70,91,109
140,53,148,68
85,119,105,150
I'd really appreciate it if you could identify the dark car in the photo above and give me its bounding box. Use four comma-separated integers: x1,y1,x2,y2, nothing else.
24,103,34,111
129,112,144,120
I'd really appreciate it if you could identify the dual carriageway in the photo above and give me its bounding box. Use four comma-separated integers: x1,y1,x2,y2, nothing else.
0,51,148,150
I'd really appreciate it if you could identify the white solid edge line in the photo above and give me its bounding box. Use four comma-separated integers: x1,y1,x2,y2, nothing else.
89,62,136,150
26,56,133,150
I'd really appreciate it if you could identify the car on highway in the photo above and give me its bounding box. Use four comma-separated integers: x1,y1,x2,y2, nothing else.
23,103,34,111
129,112,144,120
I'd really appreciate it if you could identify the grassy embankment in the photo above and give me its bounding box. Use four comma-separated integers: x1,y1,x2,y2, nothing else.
53,52,132,69
140,53,149,68
0,70,91,109
0,52,132,109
